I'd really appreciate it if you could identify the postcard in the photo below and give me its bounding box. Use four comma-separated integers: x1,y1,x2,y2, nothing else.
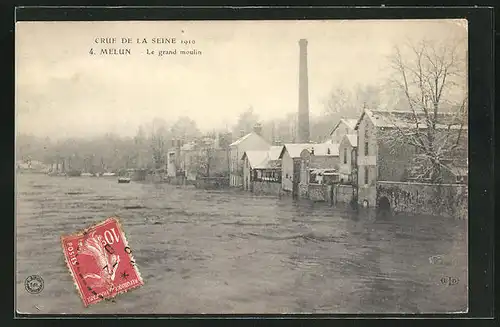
15,19,468,314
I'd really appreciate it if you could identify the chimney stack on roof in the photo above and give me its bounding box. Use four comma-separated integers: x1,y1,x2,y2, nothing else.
297,38,310,143
253,123,263,136
239,130,246,138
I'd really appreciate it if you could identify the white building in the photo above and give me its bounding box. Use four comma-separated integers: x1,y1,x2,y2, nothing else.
229,124,270,188
329,118,358,144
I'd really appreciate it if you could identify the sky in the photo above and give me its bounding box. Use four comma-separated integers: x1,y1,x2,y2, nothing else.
16,19,467,140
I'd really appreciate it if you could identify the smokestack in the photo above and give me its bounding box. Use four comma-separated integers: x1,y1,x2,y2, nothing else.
240,130,246,138
298,38,310,143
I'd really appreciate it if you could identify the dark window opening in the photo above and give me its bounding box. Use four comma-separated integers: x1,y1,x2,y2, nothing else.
364,166,369,185
364,141,369,156
343,148,347,164
254,170,281,183
351,149,357,167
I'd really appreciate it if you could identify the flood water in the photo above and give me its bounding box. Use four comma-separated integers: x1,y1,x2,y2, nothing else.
16,173,468,314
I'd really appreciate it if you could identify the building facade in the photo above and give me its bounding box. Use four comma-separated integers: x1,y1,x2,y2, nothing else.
278,144,312,195
330,118,358,143
241,150,269,191
354,111,378,207
229,127,270,188
241,146,282,193
299,147,340,179
338,134,358,184
354,109,468,208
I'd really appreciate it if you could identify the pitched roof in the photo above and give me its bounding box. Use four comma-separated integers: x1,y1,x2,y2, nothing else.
268,146,283,161
241,146,283,169
241,150,270,169
341,134,358,147
229,131,270,148
229,132,253,147
278,143,314,159
310,142,340,156
329,118,358,135
354,109,467,130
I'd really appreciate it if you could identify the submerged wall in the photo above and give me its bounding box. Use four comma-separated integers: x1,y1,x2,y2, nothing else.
335,185,354,204
252,181,282,196
376,181,468,219
195,177,230,189
308,184,328,202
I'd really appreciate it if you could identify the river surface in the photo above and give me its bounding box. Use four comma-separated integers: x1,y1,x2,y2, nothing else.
15,174,468,314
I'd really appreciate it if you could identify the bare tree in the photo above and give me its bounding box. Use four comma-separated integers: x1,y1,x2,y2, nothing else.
232,106,259,137
323,84,382,119
383,38,468,183
170,116,200,142
149,118,169,170
188,138,215,178
133,126,147,168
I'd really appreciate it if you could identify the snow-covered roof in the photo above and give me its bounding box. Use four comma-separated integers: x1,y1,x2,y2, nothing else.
310,168,338,175
312,142,340,156
242,146,283,169
242,150,269,169
229,132,253,147
341,134,358,147
330,118,358,135
279,143,314,159
300,142,340,157
268,145,283,161
354,109,467,130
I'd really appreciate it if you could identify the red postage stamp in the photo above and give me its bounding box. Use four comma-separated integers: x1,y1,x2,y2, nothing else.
61,217,144,307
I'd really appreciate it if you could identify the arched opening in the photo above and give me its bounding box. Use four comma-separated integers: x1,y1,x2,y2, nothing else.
377,196,391,218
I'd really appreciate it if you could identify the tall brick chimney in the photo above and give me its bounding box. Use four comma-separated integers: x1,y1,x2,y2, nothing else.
297,39,310,143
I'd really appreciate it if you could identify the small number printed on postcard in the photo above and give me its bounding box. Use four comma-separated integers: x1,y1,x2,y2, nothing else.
61,217,144,307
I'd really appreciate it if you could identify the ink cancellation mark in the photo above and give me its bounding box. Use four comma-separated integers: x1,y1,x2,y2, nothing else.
25,275,44,294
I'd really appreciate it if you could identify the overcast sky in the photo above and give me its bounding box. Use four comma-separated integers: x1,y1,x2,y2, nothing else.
16,19,467,140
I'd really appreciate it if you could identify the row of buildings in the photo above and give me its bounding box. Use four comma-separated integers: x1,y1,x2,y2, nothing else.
164,38,467,217
165,109,467,210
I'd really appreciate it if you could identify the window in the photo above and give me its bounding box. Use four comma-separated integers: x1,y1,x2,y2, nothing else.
343,148,347,164
364,141,369,156
364,166,369,185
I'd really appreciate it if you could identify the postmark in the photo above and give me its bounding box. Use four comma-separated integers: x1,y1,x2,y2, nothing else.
61,217,144,307
25,275,44,294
